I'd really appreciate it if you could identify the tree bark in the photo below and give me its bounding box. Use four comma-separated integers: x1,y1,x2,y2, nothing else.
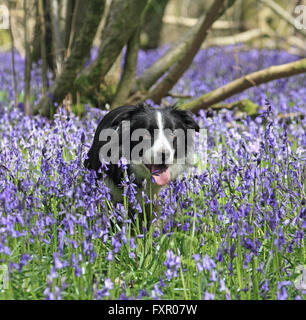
209,99,260,115
75,0,149,103
180,58,306,113
49,0,64,75
133,0,235,99
38,0,48,95
148,0,228,104
34,0,106,117
31,0,54,72
133,15,208,94
24,0,31,114
31,1,41,63
140,0,169,50
111,27,141,109
63,0,75,51
67,0,89,55
8,3,18,106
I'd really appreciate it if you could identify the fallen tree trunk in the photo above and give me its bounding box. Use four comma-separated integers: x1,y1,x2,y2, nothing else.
180,58,306,113
209,99,260,115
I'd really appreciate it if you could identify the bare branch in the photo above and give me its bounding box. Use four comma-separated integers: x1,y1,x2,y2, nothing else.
133,15,207,94
148,0,228,104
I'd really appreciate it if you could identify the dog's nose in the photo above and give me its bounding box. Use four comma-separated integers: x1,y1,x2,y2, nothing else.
156,150,171,164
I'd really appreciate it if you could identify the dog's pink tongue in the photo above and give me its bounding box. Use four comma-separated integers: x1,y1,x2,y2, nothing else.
152,169,171,186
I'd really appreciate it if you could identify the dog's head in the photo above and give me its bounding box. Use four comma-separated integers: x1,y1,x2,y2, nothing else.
86,104,199,186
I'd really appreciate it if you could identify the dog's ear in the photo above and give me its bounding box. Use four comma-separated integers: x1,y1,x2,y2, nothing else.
171,108,200,132
110,104,145,129
84,104,146,172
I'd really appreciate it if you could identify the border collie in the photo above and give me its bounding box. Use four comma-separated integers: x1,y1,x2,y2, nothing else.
84,103,199,204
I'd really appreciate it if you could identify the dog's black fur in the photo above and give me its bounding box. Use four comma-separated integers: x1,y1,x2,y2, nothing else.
84,104,199,194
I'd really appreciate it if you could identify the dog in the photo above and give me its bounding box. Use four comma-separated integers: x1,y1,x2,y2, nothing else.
84,103,199,220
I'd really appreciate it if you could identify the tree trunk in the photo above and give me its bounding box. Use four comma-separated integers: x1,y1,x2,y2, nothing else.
31,1,41,63
112,27,141,109
148,0,228,104
209,99,260,115
34,0,106,117
8,3,18,106
38,0,48,95
67,0,90,54
140,0,169,50
63,0,75,51
133,16,207,94
133,0,235,97
49,0,64,75
31,0,54,72
181,58,306,113
24,0,31,114
75,0,149,104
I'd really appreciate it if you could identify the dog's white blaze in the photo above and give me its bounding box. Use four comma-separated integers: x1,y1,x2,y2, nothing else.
152,111,174,164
